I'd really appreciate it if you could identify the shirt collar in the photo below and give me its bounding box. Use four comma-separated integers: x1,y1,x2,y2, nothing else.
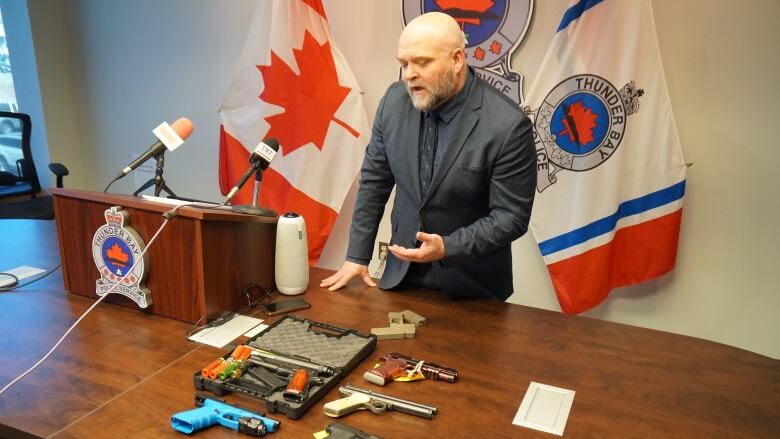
428,68,474,124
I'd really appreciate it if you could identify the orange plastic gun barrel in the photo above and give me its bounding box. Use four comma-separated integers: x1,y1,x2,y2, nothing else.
230,345,246,359
201,358,223,377
238,347,252,362
208,360,231,380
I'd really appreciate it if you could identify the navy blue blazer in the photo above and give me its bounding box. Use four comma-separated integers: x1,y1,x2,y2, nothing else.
347,72,536,300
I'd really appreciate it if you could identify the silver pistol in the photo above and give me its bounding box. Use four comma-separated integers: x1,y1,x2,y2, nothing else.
323,384,437,419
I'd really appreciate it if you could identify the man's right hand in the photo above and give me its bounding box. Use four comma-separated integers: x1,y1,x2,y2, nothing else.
320,261,376,291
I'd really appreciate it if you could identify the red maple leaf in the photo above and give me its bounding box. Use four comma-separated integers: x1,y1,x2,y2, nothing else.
490,40,502,54
436,0,495,28
473,47,486,61
258,32,358,155
106,244,128,268
558,100,599,147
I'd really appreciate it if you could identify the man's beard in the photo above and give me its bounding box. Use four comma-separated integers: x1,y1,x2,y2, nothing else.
407,69,457,111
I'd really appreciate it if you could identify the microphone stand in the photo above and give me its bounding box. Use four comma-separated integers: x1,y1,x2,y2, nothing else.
231,167,277,217
133,150,178,198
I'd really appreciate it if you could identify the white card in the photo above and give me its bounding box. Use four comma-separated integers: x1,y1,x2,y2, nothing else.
0,265,47,287
244,323,269,338
188,314,263,348
513,382,576,436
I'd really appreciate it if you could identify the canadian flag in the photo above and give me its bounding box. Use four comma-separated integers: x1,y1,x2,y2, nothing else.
218,0,369,264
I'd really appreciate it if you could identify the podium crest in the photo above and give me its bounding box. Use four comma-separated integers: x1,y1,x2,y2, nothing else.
92,206,152,308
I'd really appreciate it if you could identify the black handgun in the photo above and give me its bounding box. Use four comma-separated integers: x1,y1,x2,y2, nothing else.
325,422,382,439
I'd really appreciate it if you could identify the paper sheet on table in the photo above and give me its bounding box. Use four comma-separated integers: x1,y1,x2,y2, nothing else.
244,323,269,338
0,265,47,287
141,195,230,209
513,382,575,436
188,315,264,348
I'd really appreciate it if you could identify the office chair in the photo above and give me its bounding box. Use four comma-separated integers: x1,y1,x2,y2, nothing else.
0,111,69,220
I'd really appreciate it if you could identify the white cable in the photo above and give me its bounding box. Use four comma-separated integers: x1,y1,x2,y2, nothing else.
0,203,191,396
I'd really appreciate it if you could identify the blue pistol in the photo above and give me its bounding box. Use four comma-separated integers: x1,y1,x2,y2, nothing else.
171,394,280,436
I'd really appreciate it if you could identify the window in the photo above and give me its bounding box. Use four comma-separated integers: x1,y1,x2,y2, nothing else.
0,6,18,115
0,5,21,176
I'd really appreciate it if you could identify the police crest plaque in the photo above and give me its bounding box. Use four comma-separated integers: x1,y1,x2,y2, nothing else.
92,206,152,308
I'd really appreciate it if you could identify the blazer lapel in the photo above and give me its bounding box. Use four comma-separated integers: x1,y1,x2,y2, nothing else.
422,82,483,205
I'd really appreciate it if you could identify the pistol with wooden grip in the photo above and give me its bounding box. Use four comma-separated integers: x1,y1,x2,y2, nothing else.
244,357,325,402
363,353,458,385
282,368,312,403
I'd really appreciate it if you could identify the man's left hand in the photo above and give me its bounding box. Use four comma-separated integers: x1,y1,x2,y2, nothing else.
388,232,445,263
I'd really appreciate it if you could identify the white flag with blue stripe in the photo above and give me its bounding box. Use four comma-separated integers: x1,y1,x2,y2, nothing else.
527,0,686,313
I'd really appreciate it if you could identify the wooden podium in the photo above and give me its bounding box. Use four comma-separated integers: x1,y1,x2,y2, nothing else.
50,188,277,323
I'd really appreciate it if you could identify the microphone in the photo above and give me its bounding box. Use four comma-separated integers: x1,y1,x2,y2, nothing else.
114,118,194,180
222,138,280,204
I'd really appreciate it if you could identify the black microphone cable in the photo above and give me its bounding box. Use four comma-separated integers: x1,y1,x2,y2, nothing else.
103,176,120,193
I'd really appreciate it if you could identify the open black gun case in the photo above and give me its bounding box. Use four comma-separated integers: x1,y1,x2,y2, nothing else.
194,314,377,419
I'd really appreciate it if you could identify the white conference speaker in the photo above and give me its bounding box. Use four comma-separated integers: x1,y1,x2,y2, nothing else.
275,212,309,295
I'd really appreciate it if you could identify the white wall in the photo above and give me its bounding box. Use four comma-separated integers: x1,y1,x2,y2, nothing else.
29,0,259,199
644,0,780,359
24,0,780,358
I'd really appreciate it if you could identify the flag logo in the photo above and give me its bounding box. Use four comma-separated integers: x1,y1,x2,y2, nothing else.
402,0,533,105
92,207,152,308
534,74,642,192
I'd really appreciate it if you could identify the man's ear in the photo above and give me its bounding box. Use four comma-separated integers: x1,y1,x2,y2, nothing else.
452,47,465,72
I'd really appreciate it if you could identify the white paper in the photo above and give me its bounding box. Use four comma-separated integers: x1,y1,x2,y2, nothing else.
244,323,269,338
0,265,47,287
188,315,264,348
513,382,575,436
141,194,229,209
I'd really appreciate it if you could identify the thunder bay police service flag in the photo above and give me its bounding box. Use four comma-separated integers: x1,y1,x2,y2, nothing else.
526,0,687,313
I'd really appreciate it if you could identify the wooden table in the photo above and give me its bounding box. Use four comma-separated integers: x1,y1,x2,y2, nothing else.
0,220,778,438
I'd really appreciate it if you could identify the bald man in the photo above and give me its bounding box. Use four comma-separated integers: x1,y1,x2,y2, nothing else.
321,12,536,300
